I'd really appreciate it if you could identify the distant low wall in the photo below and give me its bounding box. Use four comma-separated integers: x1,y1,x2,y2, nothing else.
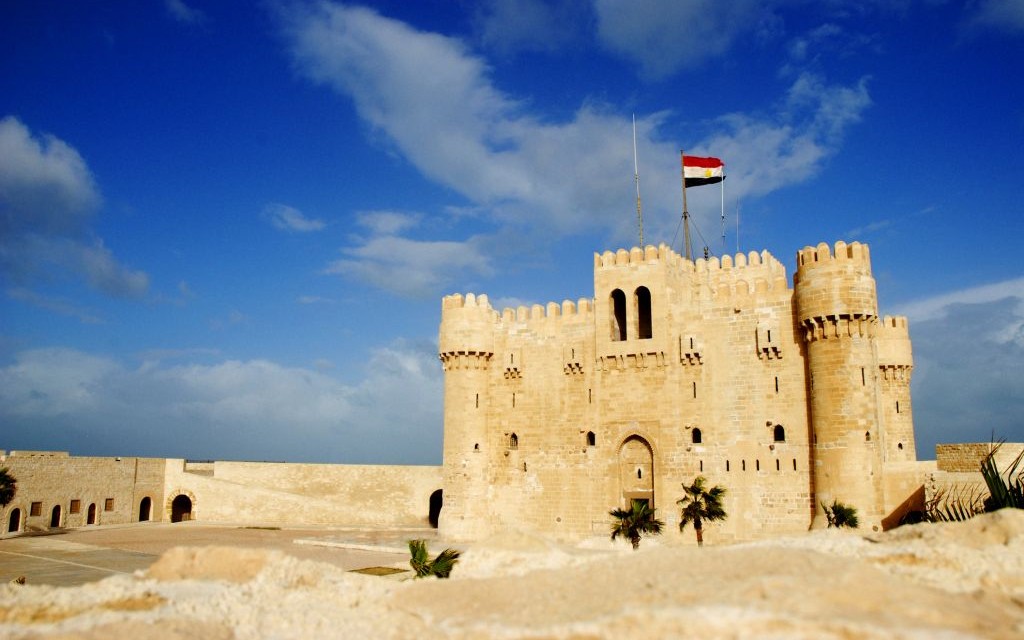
936,443,1024,473
163,460,444,528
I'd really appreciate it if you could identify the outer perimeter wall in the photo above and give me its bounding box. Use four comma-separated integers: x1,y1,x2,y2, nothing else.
163,460,443,528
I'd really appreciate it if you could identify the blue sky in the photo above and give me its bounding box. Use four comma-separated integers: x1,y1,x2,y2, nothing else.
2,1,1022,464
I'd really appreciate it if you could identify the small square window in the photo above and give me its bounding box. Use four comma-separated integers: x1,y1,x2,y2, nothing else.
70,500,81,514
104,498,115,512
30,501,42,517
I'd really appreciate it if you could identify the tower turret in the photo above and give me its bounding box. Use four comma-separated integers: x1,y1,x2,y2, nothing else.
438,292,496,540
794,241,885,529
876,316,916,462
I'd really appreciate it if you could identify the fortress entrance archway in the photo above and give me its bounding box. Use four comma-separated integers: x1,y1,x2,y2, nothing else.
87,503,96,525
171,495,193,523
619,435,655,508
138,497,152,522
50,505,61,528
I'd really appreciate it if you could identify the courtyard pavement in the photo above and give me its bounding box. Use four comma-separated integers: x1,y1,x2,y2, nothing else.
0,521,440,587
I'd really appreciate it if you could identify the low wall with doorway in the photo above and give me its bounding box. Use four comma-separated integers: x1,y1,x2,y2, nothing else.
163,460,444,528
0,451,166,535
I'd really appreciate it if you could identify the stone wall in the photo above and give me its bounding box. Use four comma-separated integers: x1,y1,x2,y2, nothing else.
1,451,166,535
163,460,443,528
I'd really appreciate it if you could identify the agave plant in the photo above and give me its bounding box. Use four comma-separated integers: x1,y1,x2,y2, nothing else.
922,441,1024,523
822,500,859,528
408,539,460,579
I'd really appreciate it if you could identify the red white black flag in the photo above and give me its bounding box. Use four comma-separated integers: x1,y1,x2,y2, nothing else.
682,155,725,187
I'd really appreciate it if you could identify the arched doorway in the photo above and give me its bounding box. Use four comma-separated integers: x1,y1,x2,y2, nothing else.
428,489,443,528
8,508,21,533
138,497,152,522
171,495,193,523
50,504,62,528
87,503,97,525
619,435,655,508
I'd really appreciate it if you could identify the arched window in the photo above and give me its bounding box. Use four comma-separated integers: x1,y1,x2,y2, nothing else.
509,433,519,450
773,425,786,442
865,431,871,442
610,289,627,341
635,286,652,340
691,428,702,444
898,442,904,450
586,431,596,447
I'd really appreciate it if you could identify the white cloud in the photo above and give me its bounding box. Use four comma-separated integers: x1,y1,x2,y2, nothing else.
165,0,208,26
264,202,326,232
0,342,443,464
325,234,493,298
0,116,150,301
356,210,421,235
473,0,585,55
893,276,1024,326
592,0,764,79
280,4,871,253
0,115,100,235
965,0,1024,34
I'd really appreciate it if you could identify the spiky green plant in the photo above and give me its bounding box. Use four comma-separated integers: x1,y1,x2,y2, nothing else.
0,468,16,508
920,441,1024,523
610,499,664,550
677,476,727,547
408,539,460,579
822,500,859,528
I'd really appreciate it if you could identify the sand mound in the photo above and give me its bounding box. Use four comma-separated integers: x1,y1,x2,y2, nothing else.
3,512,1023,639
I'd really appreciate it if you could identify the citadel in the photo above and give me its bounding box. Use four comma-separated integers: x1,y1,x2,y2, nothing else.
1,240,1016,542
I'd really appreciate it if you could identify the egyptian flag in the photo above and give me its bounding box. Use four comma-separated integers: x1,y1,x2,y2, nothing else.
682,155,725,187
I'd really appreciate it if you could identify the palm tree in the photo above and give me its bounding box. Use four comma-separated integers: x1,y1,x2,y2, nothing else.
677,476,727,547
408,539,460,579
822,500,859,528
0,468,16,507
610,499,664,550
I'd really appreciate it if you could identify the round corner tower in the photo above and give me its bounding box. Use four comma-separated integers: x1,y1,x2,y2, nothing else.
438,292,496,541
794,241,885,529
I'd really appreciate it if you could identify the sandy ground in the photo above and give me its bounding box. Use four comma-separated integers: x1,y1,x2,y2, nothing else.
2,511,1023,639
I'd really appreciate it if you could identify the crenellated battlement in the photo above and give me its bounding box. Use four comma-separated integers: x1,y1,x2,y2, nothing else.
795,240,872,272
498,298,594,324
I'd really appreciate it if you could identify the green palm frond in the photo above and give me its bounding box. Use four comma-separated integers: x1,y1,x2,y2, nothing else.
0,468,16,508
408,539,460,579
610,500,664,549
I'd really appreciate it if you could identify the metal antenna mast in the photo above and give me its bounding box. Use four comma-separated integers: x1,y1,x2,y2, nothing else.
633,114,644,247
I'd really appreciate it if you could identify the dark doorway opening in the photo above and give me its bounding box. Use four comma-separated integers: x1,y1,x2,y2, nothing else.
8,508,21,533
171,495,193,523
139,497,152,522
87,503,97,525
50,504,61,528
428,489,443,528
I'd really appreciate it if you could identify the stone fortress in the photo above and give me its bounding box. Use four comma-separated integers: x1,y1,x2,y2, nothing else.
2,240,1020,543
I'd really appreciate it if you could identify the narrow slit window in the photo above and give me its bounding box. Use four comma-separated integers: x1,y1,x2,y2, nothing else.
896,400,900,414
776,459,780,471
726,460,730,472
693,381,697,399
637,468,642,479
475,393,479,408
793,459,797,471
742,460,746,471
699,460,703,472
861,367,866,386
775,376,779,393
756,459,760,471
512,392,516,408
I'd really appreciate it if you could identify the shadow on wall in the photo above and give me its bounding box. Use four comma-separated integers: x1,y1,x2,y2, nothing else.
429,489,442,528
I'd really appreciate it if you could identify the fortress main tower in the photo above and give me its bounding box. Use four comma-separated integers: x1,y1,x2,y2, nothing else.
438,241,917,542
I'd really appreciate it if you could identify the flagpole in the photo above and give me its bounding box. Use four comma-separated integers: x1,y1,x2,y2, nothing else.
680,150,692,261
633,115,643,248
720,175,726,256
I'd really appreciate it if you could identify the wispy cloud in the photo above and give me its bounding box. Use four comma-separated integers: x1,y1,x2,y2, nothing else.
6,287,103,324
165,0,208,26
963,0,1024,35
593,0,764,80
0,342,443,463
472,0,586,56
279,3,871,253
264,202,326,232
0,116,149,299
893,276,1024,325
